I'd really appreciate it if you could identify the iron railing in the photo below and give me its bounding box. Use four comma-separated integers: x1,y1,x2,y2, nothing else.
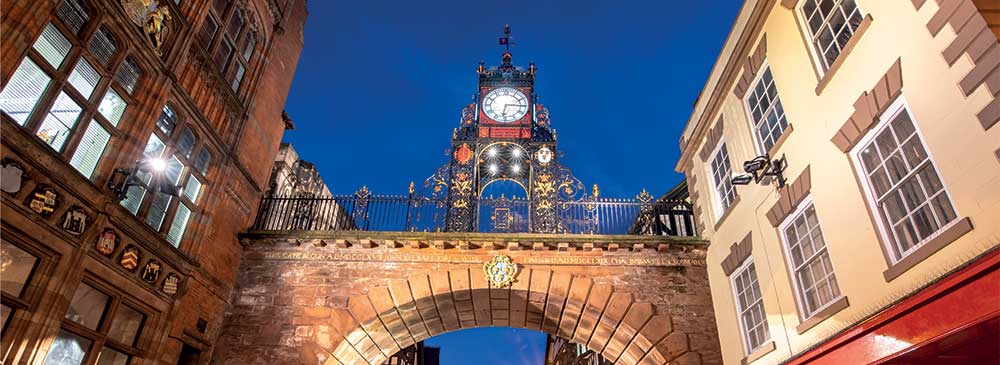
252,194,695,236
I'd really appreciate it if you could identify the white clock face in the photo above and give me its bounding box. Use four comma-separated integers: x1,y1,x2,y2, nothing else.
483,87,528,123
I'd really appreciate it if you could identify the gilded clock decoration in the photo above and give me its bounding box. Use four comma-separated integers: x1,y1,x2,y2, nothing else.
455,144,473,164
482,87,528,123
483,255,518,288
535,146,553,165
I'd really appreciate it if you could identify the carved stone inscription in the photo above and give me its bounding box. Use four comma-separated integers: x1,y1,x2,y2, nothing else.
252,250,706,267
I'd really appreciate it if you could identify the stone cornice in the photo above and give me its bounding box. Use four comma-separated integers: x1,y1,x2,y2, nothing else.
240,230,708,253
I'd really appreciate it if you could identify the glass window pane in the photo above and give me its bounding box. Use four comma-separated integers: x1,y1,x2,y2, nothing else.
242,31,255,61
33,23,72,69
184,176,201,202
56,0,91,35
67,58,100,99
165,156,183,185
230,63,245,92
0,243,39,297
69,120,110,178
226,10,243,38
107,305,144,346
177,128,196,158
96,347,129,365
114,57,142,94
65,283,109,330
36,91,83,151
43,330,92,365
166,203,191,247
143,134,166,159
198,15,219,45
213,38,233,71
0,58,52,125
97,88,126,127
144,193,172,231
156,105,177,135
120,185,145,215
194,148,212,175
212,0,229,14
88,26,118,67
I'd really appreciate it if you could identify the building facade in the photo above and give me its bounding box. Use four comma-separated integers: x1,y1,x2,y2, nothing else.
676,0,999,364
0,0,306,363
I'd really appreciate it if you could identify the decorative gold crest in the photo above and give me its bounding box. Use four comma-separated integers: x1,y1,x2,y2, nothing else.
25,185,58,217
121,0,171,51
483,255,518,288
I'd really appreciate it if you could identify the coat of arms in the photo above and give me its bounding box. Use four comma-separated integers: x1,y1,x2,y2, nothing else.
1,160,26,194
25,185,58,217
162,273,180,295
483,255,518,288
95,229,119,256
120,245,141,271
535,146,553,165
141,260,161,283
121,0,171,51
455,144,473,164
61,207,88,235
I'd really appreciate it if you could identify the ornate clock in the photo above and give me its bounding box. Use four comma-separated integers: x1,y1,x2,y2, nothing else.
482,87,528,123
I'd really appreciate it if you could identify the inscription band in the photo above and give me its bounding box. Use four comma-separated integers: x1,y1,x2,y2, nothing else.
254,251,706,267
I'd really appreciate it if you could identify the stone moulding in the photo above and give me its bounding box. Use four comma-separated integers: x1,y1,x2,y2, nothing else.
239,230,708,252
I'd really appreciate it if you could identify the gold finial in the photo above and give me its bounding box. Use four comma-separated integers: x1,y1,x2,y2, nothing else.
592,184,600,198
408,181,415,195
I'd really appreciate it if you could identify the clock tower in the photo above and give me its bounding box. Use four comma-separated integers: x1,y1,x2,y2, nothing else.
432,26,583,233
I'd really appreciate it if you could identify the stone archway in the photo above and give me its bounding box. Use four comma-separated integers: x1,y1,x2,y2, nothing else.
215,231,719,365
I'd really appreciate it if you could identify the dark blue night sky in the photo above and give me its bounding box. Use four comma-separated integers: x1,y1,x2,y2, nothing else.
282,1,742,363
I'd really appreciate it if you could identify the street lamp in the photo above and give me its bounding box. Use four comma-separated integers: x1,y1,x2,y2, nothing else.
107,157,181,201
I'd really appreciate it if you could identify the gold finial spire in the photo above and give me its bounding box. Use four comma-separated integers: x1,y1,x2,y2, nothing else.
408,181,415,195
592,184,600,198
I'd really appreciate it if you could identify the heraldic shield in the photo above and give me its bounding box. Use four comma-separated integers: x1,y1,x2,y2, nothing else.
483,255,518,288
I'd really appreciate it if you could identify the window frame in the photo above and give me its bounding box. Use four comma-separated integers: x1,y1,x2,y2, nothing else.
797,0,866,76
199,1,256,96
729,258,770,355
849,96,960,264
0,9,140,183
777,195,843,320
706,139,736,219
0,236,57,341
742,61,789,156
123,103,212,247
46,274,156,365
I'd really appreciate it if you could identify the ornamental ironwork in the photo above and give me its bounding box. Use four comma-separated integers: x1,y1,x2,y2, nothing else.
252,26,695,237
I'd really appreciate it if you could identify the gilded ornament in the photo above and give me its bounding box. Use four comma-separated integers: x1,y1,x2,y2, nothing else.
455,144,473,164
26,185,58,217
483,255,518,288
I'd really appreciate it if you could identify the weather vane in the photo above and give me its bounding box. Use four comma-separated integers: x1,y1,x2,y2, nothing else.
499,24,513,52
